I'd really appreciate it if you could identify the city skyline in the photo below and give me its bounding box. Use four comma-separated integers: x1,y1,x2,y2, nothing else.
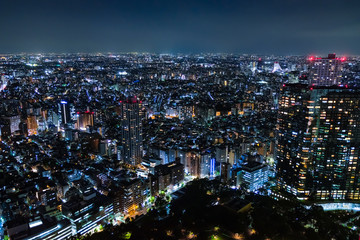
1,0,360,238
1,52,360,239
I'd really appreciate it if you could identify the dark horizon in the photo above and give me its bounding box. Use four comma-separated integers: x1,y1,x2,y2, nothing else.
0,51,354,57
1,0,360,55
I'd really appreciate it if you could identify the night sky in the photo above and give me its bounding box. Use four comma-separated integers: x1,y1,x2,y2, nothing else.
0,0,359,55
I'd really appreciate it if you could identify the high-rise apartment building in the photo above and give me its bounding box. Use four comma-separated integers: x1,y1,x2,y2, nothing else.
277,84,360,200
120,96,143,165
113,179,145,215
308,53,344,86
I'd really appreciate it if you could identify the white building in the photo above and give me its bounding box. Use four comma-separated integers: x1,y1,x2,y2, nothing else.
238,162,269,192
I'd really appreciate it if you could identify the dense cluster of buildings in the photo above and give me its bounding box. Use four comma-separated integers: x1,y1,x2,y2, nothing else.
277,54,360,200
0,53,360,239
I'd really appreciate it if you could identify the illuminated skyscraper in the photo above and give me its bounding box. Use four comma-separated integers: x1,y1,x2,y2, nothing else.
277,84,360,200
120,96,143,165
76,110,94,131
60,100,71,124
308,53,344,86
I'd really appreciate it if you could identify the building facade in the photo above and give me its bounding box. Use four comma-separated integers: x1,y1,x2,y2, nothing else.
120,97,143,165
113,179,145,215
309,53,344,86
277,84,360,200
238,162,269,192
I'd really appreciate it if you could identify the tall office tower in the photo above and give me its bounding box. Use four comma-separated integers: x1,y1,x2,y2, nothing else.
60,100,71,124
257,58,264,71
309,53,344,86
277,84,360,200
76,110,94,131
120,96,143,165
